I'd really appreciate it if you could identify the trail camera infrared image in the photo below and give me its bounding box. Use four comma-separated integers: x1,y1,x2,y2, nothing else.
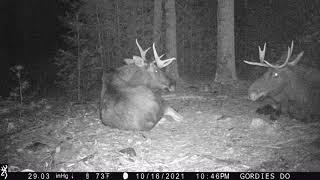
1,0,320,174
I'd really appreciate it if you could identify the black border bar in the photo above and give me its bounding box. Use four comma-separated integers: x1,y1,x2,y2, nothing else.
2,172,320,180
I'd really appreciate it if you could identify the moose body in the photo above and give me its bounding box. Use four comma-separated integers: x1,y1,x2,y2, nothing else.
100,80,165,130
245,41,320,121
100,40,181,131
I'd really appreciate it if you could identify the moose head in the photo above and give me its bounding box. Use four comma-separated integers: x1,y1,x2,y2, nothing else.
121,39,176,91
244,41,304,101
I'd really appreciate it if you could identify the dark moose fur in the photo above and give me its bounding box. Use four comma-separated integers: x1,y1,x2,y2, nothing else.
99,41,176,131
246,42,320,121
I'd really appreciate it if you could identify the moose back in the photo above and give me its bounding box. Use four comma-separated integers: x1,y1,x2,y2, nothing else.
100,39,182,131
244,41,320,121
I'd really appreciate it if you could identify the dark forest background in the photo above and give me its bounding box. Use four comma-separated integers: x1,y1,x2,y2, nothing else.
0,0,319,100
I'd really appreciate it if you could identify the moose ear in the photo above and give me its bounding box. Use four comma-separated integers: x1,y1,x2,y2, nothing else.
124,56,146,67
124,58,135,65
132,56,146,67
288,51,304,66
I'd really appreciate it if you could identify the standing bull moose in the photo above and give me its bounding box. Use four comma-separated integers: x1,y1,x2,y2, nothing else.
244,41,320,121
100,39,182,131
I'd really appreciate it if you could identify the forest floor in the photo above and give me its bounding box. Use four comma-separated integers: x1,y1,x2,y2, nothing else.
2,79,320,172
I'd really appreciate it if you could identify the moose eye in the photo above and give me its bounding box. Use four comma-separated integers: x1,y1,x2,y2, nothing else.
272,72,279,78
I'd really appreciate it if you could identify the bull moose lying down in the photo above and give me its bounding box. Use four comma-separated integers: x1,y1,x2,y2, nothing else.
100,39,182,131
244,41,320,121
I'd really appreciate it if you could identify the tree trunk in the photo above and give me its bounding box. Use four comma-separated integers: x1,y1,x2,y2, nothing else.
153,0,163,46
76,14,81,101
127,0,137,54
165,0,179,80
215,0,237,83
115,0,120,67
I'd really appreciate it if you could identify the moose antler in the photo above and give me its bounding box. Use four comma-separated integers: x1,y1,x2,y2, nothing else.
152,43,176,68
136,39,150,61
263,41,293,68
243,42,269,67
259,42,266,63
124,39,151,67
244,41,294,69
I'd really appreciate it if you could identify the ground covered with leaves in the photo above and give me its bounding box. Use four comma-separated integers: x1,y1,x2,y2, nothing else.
2,80,320,172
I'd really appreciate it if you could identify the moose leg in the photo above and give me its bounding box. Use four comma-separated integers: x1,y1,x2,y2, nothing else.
256,104,278,115
256,97,279,113
157,105,183,125
271,94,291,120
255,97,281,120
263,94,290,120
269,104,281,120
164,106,183,122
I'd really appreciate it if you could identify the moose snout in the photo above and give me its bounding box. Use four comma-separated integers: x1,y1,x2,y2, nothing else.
248,89,267,101
248,92,259,101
